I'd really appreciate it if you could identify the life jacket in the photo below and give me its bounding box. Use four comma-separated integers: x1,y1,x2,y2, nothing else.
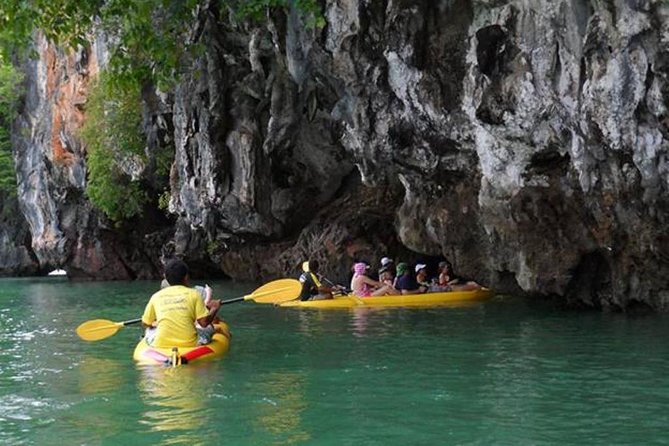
302,261,322,288
309,272,322,288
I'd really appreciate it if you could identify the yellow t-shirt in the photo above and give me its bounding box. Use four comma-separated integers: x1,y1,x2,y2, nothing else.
141,285,209,348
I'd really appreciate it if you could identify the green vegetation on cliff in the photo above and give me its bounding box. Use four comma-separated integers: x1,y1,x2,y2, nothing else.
0,0,322,220
80,73,147,222
0,55,22,196
0,0,323,87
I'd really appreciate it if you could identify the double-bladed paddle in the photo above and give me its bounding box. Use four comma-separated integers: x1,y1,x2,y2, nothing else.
76,278,301,341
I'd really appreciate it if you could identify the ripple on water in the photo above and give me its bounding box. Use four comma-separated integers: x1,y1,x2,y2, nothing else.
0,394,67,420
0,395,65,445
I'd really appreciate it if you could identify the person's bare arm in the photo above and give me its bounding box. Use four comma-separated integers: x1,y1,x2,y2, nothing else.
197,299,221,327
362,276,382,288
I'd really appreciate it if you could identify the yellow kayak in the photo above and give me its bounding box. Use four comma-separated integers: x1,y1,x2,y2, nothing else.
279,288,493,309
133,322,231,366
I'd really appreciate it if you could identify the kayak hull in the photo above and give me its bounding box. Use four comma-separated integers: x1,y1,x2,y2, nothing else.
279,288,493,309
133,322,231,365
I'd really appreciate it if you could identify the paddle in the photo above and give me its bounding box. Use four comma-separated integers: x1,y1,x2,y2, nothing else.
319,276,350,296
76,279,302,341
76,318,142,341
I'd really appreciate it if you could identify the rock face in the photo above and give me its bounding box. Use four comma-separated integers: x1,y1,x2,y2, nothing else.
0,192,39,276
11,34,167,279
6,1,669,309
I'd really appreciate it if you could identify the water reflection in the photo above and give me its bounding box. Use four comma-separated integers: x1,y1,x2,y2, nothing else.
78,357,125,395
137,366,210,445
253,371,310,445
351,308,373,337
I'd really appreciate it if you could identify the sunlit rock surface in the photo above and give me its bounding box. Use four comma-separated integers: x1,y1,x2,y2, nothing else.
12,34,165,279
7,1,669,309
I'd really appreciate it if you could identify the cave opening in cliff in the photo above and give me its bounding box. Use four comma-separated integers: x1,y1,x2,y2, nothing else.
565,250,613,309
47,268,67,277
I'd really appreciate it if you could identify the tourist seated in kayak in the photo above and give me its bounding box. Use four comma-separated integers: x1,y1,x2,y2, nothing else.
415,263,431,289
379,256,396,284
156,279,228,340
350,262,397,297
379,266,395,288
437,261,482,291
299,260,336,301
394,262,428,294
141,259,221,348
379,257,397,279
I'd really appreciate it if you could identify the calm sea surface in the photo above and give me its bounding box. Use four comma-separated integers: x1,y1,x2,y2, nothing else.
0,277,668,445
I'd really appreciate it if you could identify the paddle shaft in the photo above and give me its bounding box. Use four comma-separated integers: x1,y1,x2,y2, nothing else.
123,318,142,326
108,298,239,332
77,279,300,341
221,296,245,304
219,288,289,304
114,288,291,325
320,275,351,293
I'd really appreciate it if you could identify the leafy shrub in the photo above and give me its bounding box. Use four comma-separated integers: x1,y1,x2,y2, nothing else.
80,73,147,222
0,56,22,196
157,190,171,211
0,1,324,87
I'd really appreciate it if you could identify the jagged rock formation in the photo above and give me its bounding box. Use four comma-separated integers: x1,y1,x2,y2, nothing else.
11,34,167,279
6,1,669,309
0,193,39,276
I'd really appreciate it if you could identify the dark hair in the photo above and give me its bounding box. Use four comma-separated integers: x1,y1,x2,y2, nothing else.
164,259,189,285
309,260,320,271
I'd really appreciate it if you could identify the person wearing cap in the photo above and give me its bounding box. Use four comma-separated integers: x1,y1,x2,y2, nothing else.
298,260,335,301
350,262,397,297
395,262,428,294
379,266,395,288
415,263,430,289
379,257,396,282
380,256,395,272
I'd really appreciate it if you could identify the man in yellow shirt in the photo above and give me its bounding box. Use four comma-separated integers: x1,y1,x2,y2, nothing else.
141,259,221,348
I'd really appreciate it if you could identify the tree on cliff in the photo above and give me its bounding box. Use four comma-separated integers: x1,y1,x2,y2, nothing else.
0,0,322,87
0,54,22,196
0,0,322,222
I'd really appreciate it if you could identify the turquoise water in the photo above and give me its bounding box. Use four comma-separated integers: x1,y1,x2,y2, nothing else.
1,277,668,445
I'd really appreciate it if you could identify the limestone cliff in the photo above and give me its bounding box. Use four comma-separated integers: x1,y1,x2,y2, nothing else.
7,0,669,309
0,192,38,276
11,34,167,279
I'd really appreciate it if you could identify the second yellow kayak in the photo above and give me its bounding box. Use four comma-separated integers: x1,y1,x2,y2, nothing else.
278,288,493,309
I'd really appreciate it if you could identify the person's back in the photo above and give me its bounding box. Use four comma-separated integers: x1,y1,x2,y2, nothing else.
143,285,207,348
395,273,418,292
142,259,218,348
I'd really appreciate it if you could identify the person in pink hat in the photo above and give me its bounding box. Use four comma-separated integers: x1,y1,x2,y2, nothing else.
350,262,397,297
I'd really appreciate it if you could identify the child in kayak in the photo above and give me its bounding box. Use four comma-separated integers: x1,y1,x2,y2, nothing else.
350,262,397,297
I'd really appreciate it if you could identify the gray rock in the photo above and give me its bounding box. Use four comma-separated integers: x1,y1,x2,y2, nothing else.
5,1,669,310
